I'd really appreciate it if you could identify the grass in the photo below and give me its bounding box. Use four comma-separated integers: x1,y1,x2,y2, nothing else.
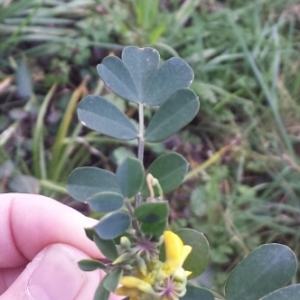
1,0,300,293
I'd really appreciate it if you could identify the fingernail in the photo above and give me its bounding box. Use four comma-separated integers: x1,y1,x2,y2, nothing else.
27,245,86,300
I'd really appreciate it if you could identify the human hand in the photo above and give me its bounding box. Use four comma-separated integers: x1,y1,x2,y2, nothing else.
0,193,123,300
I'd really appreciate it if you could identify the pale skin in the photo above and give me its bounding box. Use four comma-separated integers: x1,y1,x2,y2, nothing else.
0,193,123,300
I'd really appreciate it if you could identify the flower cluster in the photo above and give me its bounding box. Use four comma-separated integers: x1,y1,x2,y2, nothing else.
114,231,192,300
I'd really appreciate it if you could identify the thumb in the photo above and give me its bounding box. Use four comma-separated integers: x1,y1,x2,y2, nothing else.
1,244,104,300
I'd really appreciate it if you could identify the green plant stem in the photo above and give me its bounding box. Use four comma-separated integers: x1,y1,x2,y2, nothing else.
39,179,67,194
137,102,145,162
135,102,145,207
154,182,164,199
125,200,142,237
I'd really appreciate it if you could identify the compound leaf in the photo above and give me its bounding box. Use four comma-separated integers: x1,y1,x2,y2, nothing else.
122,46,159,101
135,202,169,224
94,211,131,240
78,259,107,271
67,167,120,202
93,279,110,300
181,284,214,300
225,244,297,300
142,153,188,196
88,192,124,213
116,157,144,198
103,268,123,292
175,229,210,279
97,46,194,107
145,89,199,142
144,57,194,106
78,95,137,140
93,233,118,261
97,56,138,103
260,285,300,300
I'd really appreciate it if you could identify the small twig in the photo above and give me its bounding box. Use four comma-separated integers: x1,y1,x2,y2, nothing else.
137,102,145,162
125,200,142,237
135,102,145,206
184,144,233,181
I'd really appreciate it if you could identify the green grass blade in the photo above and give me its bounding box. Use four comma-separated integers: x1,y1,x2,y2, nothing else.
48,79,88,181
230,15,296,159
32,84,57,179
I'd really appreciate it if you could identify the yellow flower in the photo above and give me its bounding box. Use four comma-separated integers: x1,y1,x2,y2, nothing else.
162,231,192,278
115,276,154,299
115,286,142,299
119,276,155,293
115,231,192,300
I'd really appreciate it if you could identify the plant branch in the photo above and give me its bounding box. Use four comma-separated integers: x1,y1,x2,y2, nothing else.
125,200,142,237
137,102,145,162
135,102,145,206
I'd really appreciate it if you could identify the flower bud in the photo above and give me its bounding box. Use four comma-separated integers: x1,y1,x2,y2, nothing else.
123,264,134,271
137,256,147,276
173,267,188,283
120,236,131,250
112,252,132,265
158,234,164,246
120,276,155,294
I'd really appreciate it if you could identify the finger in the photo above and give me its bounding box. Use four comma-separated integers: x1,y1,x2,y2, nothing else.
0,193,100,269
0,266,23,294
0,244,122,300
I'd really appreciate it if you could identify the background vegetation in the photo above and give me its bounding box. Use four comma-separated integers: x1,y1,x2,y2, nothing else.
1,0,300,296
